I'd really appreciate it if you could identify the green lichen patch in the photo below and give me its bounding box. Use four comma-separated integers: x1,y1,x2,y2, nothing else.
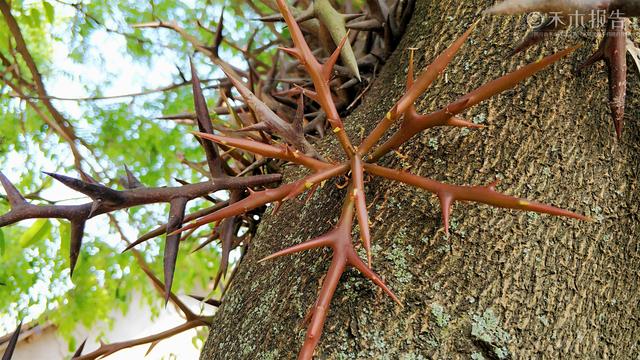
473,113,487,125
385,244,414,285
399,353,428,360
430,303,451,328
471,308,511,359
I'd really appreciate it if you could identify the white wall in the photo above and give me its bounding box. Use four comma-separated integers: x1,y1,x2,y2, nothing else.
3,293,211,360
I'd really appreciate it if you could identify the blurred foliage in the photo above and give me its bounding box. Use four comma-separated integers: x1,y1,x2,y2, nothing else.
0,0,276,352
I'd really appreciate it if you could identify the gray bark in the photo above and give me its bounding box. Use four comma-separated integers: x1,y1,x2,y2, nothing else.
201,0,640,358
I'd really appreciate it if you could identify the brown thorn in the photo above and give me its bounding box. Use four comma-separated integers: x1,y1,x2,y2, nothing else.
0,171,26,207
69,220,86,278
123,165,144,189
438,193,454,236
212,6,225,58
323,30,351,82
164,197,189,305
190,59,224,177
43,172,124,205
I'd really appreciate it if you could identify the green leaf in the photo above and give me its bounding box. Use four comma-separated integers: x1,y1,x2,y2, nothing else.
28,8,41,26
59,220,70,267
0,228,5,256
18,219,52,248
42,1,55,23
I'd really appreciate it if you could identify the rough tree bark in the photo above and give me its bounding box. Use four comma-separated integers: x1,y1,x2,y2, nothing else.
201,0,640,358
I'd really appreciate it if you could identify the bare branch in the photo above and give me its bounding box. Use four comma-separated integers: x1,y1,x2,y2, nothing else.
8,78,222,102
0,0,81,151
0,171,281,276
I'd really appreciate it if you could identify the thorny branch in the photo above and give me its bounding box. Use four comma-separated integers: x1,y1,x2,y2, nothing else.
0,0,595,359
72,248,215,360
0,168,280,280
161,2,587,358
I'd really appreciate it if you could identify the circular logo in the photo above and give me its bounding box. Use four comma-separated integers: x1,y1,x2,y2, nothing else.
526,12,544,29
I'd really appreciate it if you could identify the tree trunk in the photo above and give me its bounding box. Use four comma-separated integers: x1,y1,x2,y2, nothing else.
201,0,640,358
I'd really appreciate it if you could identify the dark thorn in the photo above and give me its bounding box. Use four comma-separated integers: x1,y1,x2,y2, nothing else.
339,77,360,90
43,172,124,204
190,230,219,254
346,19,383,32
2,321,22,360
511,17,566,56
164,197,188,305
343,13,365,21
213,7,225,58
122,201,230,253
174,178,218,203
0,171,26,208
123,165,144,189
71,339,87,358
365,0,388,23
188,294,222,307
190,59,224,177
578,48,605,72
69,220,86,278
212,189,242,289
293,95,305,135
255,14,284,22
577,18,628,138
78,169,99,185
213,216,236,290
235,122,271,133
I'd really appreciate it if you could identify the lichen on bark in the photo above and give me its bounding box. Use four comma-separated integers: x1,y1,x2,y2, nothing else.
200,0,640,358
